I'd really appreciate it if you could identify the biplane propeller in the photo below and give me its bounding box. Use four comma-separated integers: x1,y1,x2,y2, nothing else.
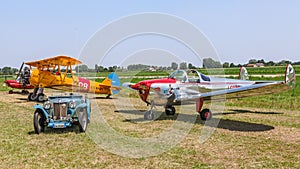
4,62,34,94
24,55,120,102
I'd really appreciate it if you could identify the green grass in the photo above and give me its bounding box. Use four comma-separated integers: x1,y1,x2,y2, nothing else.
226,76,300,111
0,67,299,168
0,96,299,168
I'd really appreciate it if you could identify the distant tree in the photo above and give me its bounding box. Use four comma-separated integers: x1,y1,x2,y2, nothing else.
229,63,236,67
188,63,197,69
171,62,178,70
127,64,149,71
95,64,98,72
276,60,291,66
223,62,230,68
1,67,18,75
97,66,104,72
265,61,275,66
203,58,222,68
248,59,257,64
75,64,89,72
292,61,300,65
108,66,115,72
179,62,187,69
257,59,265,64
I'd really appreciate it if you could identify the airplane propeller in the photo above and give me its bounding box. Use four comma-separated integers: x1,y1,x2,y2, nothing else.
15,62,24,80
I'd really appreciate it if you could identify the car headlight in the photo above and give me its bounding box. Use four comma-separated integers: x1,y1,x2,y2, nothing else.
43,101,52,109
69,100,76,109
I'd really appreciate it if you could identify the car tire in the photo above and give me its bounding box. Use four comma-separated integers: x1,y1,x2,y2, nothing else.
78,108,88,132
33,110,45,134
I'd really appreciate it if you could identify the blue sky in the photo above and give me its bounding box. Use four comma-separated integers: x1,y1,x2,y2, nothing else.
1,0,299,68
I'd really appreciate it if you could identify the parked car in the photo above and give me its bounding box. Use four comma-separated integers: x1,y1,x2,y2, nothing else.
33,93,91,134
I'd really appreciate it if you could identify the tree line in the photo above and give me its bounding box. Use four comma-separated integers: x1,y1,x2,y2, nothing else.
1,58,300,75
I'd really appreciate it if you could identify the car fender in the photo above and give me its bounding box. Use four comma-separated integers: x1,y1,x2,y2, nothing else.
75,102,90,122
33,104,49,118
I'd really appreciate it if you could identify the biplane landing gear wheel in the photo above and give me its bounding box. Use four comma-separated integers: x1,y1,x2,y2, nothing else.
33,110,45,134
28,93,38,101
21,90,29,95
8,90,13,94
199,108,212,121
165,106,176,116
37,93,45,102
144,110,154,120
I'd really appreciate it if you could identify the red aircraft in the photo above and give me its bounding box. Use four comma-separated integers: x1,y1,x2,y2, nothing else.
123,65,296,121
4,63,34,94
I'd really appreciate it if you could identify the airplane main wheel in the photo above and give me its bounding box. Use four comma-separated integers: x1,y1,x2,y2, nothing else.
8,90,13,94
28,93,38,101
37,93,45,102
165,106,176,116
144,111,154,120
200,108,212,121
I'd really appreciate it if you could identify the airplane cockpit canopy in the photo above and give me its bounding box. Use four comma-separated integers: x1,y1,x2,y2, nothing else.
169,69,210,83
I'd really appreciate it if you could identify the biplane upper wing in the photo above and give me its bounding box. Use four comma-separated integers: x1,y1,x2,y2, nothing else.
25,55,82,67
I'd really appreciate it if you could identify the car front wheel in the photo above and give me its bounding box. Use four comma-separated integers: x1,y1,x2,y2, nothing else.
33,110,45,134
78,108,88,132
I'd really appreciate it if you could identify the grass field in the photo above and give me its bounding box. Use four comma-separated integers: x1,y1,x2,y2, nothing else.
0,71,299,168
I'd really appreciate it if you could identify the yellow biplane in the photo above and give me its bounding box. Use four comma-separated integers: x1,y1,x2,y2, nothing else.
25,55,120,102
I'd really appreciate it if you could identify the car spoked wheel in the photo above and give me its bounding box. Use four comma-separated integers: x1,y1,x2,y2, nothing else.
78,109,88,132
33,110,45,134
200,108,212,121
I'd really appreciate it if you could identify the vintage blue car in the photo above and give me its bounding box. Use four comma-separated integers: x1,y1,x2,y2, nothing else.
33,94,91,134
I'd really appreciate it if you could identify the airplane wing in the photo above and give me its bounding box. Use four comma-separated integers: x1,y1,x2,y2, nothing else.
167,64,296,103
175,81,291,102
25,55,82,68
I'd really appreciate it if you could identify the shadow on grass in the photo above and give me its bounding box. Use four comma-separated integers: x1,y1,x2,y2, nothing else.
92,96,117,100
117,109,275,132
225,109,283,115
28,126,83,135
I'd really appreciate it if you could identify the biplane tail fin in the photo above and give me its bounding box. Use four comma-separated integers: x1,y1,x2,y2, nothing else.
285,64,296,89
102,72,121,94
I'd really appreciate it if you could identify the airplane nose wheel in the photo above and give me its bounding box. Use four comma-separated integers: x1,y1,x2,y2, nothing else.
199,108,212,121
165,106,176,116
144,110,154,120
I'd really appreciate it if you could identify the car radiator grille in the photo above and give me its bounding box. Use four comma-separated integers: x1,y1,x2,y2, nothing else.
53,103,67,120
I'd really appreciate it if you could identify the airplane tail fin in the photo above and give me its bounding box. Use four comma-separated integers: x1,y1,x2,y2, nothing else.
285,64,296,89
102,72,121,94
239,66,249,80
